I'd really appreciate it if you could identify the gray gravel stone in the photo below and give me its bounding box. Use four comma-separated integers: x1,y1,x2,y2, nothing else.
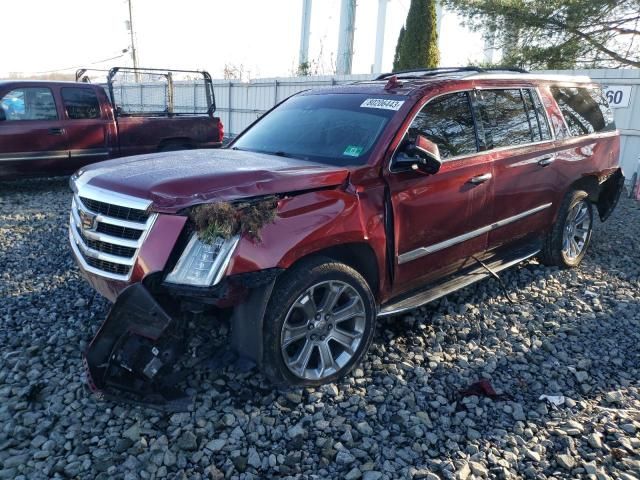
1,180,639,480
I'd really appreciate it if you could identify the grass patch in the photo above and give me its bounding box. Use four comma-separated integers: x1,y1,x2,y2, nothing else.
190,197,278,243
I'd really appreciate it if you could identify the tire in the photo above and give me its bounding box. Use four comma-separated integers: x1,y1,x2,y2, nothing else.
539,190,593,268
261,257,376,386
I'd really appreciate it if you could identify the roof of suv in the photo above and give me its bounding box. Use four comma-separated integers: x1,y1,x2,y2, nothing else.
304,67,595,97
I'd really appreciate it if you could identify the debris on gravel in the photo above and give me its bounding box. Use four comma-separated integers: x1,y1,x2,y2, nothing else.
1,177,639,479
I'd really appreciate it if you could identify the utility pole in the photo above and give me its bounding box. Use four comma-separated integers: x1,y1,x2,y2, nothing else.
372,0,387,74
299,0,312,71
336,0,356,75
127,0,140,81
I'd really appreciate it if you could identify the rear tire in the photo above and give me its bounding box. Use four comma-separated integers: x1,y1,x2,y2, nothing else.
539,190,593,268
261,257,376,386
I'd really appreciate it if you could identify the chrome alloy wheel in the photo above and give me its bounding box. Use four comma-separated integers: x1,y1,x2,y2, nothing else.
562,199,591,261
280,280,366,380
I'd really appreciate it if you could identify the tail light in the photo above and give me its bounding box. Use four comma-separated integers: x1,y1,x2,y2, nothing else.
217,120,224,143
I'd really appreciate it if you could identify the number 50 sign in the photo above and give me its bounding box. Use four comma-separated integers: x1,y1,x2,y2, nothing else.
602,85,633,108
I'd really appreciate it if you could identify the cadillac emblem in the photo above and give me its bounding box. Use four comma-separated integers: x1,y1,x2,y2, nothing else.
79,209,97,231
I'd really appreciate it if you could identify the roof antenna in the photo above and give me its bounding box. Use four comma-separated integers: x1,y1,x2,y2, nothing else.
384,75,402,90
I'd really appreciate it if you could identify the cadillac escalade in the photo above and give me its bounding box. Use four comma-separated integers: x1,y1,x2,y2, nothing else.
68,67,623,404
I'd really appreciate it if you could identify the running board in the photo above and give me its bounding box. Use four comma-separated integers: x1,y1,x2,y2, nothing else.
378,244,540,317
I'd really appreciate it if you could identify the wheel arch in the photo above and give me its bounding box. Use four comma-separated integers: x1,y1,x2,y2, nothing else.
283,242,381,301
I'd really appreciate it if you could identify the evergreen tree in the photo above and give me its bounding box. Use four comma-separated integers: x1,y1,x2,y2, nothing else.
443,0,640,69
392,26,406,72
394,0,440,71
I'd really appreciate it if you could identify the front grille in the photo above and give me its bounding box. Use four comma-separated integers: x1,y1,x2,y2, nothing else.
84,256,131,276
80,196,149,223
77,227,137,258
96,222,143,241
70,194,155,280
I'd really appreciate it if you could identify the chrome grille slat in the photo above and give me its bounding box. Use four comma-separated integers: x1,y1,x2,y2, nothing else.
79,196,149,223
70,191,156,281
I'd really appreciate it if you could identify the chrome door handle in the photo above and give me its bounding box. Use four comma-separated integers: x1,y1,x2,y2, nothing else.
49,128,65,136
469,173,492,184
538,156,555,166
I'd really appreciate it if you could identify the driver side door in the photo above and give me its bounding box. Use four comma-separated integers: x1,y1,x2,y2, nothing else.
385,90,495,297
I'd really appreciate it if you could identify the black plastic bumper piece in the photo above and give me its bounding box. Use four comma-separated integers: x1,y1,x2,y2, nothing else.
84,283,192,410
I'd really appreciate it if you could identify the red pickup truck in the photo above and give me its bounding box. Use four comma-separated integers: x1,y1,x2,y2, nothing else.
70,67,623,405
0,68,223,180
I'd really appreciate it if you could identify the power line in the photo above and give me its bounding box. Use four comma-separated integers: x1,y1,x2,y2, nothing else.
18,52,128,75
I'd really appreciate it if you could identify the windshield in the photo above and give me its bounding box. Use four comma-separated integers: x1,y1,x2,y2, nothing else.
231,93,405,166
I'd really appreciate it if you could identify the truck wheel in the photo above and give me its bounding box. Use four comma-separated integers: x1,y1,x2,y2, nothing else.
261,257,376,386
539,190,593,268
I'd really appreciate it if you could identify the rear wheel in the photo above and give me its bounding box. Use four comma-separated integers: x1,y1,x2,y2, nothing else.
540,190,593,268
261,257,376,386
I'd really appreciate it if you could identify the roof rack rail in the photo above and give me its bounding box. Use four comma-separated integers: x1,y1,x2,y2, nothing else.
375,66,528,80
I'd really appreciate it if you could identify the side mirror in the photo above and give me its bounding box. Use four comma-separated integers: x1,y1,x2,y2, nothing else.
394,135,442,174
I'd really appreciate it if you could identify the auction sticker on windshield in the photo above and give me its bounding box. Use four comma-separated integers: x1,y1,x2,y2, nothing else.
360,98,405,111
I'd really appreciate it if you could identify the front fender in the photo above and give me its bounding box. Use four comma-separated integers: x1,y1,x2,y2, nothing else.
226,187,388,290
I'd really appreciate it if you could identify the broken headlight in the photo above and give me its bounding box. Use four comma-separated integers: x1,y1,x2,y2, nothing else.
165,234,240,287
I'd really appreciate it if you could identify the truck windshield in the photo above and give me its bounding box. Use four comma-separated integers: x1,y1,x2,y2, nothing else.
231,93,405,166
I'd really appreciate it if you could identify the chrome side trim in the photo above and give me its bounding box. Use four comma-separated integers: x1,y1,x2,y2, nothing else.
381,247,541,317
69,149,110,158
397,203,552,264
0,151,69,162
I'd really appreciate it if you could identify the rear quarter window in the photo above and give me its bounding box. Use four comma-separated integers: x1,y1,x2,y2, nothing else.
550,86,616,137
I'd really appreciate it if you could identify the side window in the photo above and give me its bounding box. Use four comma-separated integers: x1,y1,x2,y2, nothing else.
0,87,57,121
407,91,478,159
61,88,101,120
550,87,616,136
476,89,534,148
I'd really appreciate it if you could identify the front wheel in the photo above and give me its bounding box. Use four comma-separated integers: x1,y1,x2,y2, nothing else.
540,190,593,268
261,257,376,386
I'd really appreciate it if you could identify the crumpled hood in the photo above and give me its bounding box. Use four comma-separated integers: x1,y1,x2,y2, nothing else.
75,149,350,212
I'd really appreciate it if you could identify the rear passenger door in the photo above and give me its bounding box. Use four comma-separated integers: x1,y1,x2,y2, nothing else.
60,86,111,170
473,87,557,250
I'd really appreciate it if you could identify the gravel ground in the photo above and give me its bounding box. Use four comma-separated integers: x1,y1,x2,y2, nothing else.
1,177,639,480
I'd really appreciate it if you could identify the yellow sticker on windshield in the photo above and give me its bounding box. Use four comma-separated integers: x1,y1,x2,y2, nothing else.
344,145,364,157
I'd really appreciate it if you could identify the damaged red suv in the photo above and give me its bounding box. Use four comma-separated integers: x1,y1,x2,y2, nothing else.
69,67,623,403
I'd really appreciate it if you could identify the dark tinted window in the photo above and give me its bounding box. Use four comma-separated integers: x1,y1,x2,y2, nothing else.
550,87,615,136
476,89,534,148
232,94,401,166
0,87,57,121
61,87,101,119
407,92,477,159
